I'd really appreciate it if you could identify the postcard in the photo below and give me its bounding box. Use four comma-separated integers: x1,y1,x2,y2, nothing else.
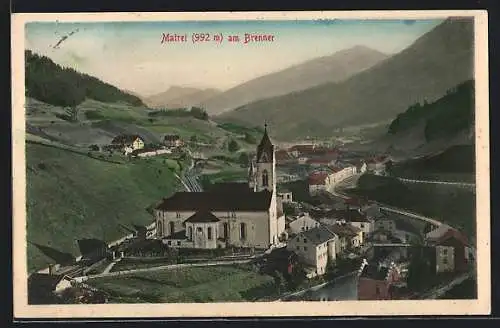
12,10,490,318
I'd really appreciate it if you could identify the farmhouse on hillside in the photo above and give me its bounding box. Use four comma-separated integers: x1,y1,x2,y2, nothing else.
154,125,286,250
110,134,145,155
163,134,184,148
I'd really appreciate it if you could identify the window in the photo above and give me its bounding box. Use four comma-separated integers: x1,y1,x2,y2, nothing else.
443,257,448,265
301,227,305,232
197,227,202,233
240,223,246,240
223,223,229,239
177,241,181,246
168,241,171,246
208,227,213,240
360,223,365,229
304,246,307,251
188,226,193,240
157,221,163,236
169,222,175,236
176,212,181,219
231,212,237,218
304,238,307,243
262,170,269,187
443,248,448,255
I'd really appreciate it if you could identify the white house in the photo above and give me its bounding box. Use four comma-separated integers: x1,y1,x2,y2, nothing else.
308,171,329,195
288,214,321,236
325,208,374,242
111,134,145,155
287,225,338,277
156,125,286,250
277,188,293,204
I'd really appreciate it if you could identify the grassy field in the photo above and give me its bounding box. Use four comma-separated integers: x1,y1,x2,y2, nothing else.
89,265,276,303
347,174,476,239
26,142,182,272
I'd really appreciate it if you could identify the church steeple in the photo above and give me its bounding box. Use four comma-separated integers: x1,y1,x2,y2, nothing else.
257,123,274,163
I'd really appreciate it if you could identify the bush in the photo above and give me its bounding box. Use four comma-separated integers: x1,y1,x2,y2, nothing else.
228,139,240,153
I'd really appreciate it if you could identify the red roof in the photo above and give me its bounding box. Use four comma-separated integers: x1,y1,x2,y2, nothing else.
276,150,292,161
307,158,332,165
308,172,328,185
432,228,470,247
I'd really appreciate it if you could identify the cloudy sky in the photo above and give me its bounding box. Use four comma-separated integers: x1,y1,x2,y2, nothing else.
25,19,444,96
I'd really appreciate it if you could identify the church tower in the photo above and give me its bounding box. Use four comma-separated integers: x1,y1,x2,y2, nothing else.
255,124,276,195
254,124,280,246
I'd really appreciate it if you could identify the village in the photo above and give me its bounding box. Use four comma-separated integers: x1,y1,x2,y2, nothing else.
27,126,475,304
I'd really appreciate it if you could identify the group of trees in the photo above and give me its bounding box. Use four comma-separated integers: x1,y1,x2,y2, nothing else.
387,80,474,142
228,139,240,153
25,50,144,120
148,106,209,121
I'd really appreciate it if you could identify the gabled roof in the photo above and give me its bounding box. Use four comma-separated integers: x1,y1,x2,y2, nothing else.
297,225,336,246
324,223,361,238
328,208,371,222
427,227,469,247
257,124,274,162
185,211,220,223
308,172,329,185
156,190,273,212
28,273,65,293
206,182,253,194
360,264,391,281
111,134,143,144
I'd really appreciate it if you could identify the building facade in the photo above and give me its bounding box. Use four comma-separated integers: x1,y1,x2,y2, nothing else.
155,125,285,249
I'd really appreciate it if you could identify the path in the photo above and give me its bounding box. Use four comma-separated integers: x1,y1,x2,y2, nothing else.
73,258,254,282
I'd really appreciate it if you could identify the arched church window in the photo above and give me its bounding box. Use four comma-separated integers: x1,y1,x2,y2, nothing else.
262,170,269,187
188,226,193,240
157,221,163,237
169,222,175,236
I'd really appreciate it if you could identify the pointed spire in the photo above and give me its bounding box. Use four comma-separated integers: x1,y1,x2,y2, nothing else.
257,122,273,162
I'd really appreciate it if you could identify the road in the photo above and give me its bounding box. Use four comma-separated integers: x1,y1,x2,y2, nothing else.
396,177,475,189
415,272,473,299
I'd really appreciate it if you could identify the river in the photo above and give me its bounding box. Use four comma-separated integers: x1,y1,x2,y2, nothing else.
282,273,359,301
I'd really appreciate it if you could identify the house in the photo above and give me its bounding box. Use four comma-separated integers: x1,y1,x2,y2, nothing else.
325,208,374,242
275,149,294,165
324,222,363,255
288,144,316,158
28,273,74,304
156,125,286,250
306,158,336,168
308,171,329,195
277,187,293,204
357,262,401,300
425,226,470,273
374,217,397,233
366,155,388,175
356,161,367,174
110,134,145,155
287,213,321,236
286,225,338,277
324,165,357,192
263,247,300,276
163,134,183,148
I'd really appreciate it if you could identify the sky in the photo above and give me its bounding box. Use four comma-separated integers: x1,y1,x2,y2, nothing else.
25,19,444,97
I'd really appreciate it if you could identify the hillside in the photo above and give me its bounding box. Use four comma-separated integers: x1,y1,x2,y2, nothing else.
218,17,474,140
25,50,144,107
201,45,388,115
26,142,181,272
144,86,222,110
388,80,474,141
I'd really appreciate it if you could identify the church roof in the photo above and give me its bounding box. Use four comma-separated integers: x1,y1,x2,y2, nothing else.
156,190,273,212
206,182,253,194
257,124,274,162
185,210,221,223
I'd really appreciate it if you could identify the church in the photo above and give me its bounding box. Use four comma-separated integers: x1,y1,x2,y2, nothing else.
154,125,286,250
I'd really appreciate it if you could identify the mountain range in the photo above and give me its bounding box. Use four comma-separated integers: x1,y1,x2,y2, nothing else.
196,45,389,115
143,86,221,109
217,17,474,140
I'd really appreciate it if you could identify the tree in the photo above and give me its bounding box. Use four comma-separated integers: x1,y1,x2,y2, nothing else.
228,139,240,153
190,135,198,143
238,152,249,166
